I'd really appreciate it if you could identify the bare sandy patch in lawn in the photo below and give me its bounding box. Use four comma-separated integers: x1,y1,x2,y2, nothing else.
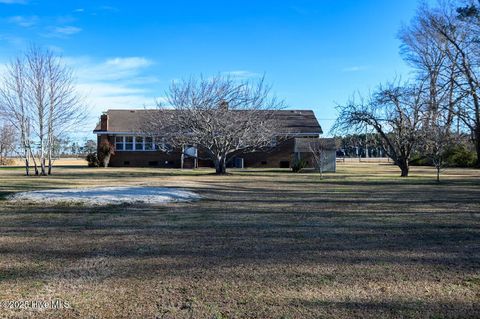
9,186,200,205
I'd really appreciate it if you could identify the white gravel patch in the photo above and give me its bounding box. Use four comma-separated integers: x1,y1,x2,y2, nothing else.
9,186,200,205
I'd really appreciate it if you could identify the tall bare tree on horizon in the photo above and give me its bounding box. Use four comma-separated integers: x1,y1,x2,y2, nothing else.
0,121,15,165
0,45,86,175
416,0,480,167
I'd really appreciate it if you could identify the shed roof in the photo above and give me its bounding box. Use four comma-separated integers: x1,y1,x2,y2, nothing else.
294,138,336,152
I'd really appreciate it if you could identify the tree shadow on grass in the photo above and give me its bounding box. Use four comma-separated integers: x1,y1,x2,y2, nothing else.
0,175,479,319
0,201,479,269
289,299,480,318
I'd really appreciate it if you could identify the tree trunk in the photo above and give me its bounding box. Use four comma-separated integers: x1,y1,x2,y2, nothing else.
398,160,409,177
436,166,440,183
23,145,30,176
103,154,110,168
39,128,46,175
41,157,46,176
180,145,185,169
32,158,39,176
214,156,227,174
47,140,53,175
24,158,29,176
475,130,480,168
28,147,39,176
476,145,480,168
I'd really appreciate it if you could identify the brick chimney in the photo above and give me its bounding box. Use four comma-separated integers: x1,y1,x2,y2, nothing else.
219,100,229,111
100,113,108,131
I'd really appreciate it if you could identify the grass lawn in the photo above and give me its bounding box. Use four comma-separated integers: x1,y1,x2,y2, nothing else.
0,162,479,318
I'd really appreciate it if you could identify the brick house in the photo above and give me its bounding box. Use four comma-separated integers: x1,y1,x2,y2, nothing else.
93,109,336,171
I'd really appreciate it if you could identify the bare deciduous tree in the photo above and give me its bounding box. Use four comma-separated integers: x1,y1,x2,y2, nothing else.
0,45,86,175
0,122,15,165
334,82,424,177
0,57,35,175
143,75,284,174
418,1,480,167
307,139,331,179
399,3,463,130
82,139,97,155
43,48,85,174
421,120,457,182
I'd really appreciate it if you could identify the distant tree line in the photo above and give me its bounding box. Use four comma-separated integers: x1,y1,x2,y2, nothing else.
336,133,387,158
0,125,96,164
334,0,480,180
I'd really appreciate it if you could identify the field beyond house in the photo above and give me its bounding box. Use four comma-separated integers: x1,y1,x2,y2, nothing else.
0,162,479,318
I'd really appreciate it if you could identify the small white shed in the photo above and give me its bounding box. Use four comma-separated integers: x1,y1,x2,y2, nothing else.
294,138,337,173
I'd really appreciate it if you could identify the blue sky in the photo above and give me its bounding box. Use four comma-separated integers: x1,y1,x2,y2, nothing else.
0,0,427,141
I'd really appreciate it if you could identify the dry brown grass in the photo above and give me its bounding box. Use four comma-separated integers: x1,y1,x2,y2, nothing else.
0,163,479,318
1,157,87,167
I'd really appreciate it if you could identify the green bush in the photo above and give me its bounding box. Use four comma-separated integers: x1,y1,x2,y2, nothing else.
86,152,100,167
409,154,431,166
446,145,477,167
291,158,307,173
411,144,477,168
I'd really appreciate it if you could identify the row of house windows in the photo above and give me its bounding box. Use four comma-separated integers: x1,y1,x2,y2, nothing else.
115,136,168,151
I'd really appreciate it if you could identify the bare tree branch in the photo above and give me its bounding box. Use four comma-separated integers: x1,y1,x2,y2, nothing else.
142,75,285,174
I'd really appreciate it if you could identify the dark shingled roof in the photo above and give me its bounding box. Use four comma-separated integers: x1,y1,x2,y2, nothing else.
94,109,323,134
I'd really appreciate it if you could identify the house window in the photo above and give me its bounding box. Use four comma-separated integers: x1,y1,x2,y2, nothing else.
154,139,172,152
113,135,157,152
125,136,133,150
135,136,144,151
115,136,124,151
145,137,153,151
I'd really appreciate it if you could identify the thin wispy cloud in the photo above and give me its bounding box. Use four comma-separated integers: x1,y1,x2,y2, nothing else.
7,15,38,27
342,66,369,73
0,34,26,47
41,25,82,38
0,0,28,4
64,56,157,114
55,15,77,24
76,82,147,99
66,56,154,82
99,5,119,12
223,70,261,80
105,57,153,70
50,25,82,36
46,45,64,53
